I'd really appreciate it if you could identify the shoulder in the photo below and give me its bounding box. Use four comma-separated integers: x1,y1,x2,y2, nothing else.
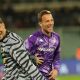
52,32,60,41
9,32,23,42
28,31,41,40
52,32,60,38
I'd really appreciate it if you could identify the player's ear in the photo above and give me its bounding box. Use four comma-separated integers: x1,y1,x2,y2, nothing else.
38,22,42,27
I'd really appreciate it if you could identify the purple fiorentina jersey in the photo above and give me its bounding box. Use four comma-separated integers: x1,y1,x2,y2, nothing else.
24,30,61,76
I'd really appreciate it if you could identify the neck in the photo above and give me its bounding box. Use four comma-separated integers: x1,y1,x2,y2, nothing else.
42,29,51,37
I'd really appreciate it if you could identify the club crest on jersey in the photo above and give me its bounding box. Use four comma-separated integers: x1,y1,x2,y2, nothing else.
39,39,43,42
36,38,44,44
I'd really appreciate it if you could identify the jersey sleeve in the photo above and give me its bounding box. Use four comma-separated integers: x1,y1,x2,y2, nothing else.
24,35,37,55
52,36,61,71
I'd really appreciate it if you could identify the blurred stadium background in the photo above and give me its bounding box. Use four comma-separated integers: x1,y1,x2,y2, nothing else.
0,0,80,80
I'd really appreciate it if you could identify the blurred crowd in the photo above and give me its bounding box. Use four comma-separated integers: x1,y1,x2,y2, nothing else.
0,0,80,28
0,0,79,3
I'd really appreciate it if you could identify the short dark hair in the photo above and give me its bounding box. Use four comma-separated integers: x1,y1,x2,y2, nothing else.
38,10,51,22
0,17,8,28
0,17,3,23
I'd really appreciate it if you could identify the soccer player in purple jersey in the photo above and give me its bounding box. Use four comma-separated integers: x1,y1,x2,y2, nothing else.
24,10,61,80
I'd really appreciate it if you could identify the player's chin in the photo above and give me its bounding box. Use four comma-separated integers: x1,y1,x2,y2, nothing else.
48,30,53,33
47,28,53,32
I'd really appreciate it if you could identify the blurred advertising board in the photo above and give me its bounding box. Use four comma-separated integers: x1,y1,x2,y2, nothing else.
59,59,80,75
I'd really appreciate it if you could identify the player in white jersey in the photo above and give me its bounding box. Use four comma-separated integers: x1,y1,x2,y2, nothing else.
0,18,46,80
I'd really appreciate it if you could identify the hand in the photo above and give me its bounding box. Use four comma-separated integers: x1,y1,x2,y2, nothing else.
35,54,44,65
49,69,58,80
